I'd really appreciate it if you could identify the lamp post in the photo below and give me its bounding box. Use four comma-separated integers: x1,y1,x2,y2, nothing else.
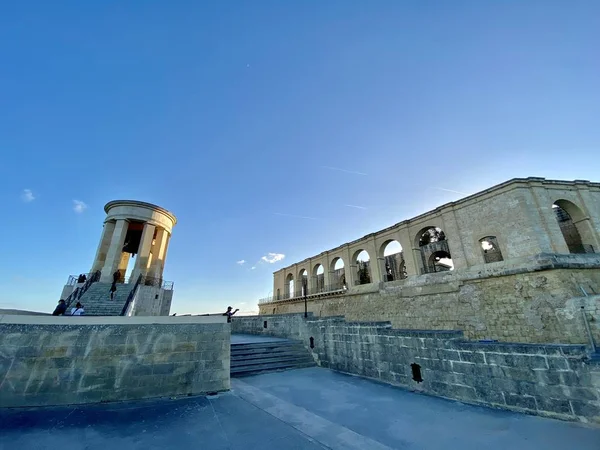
303,280,308,318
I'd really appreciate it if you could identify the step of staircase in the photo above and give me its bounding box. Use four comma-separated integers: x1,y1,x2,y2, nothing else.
74,282,133,316
230,339,316,377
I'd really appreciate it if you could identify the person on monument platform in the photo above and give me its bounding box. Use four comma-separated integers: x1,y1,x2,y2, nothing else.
223,306,239,323
71,302,85,316
110,281,117,300
52,299,67,316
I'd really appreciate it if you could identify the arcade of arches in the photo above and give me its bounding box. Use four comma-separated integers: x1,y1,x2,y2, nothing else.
263,178,600,345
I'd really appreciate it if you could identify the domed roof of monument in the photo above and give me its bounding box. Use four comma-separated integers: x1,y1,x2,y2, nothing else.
104,200,177,225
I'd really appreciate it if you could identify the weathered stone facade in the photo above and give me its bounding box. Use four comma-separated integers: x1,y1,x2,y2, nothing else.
262,178,600,345
232,313,600,424
0,316,230,408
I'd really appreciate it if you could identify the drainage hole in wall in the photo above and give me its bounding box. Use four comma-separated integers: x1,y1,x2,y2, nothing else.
411,363,423,383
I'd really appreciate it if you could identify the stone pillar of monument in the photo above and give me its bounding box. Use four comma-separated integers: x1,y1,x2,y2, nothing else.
91,201,177,284
130,223,156,282
91,221,116,273
148,227,169,280
100,219,129,282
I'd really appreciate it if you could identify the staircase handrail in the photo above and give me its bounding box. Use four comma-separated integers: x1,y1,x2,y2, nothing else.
120,273,143,316
64,270,101,310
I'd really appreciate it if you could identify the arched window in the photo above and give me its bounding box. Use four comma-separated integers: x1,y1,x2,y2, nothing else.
276,288,281,300
416,227,453,274
299,269,308,296
353,249,372,285
379,240,406,282
285,274,294,299
330,257,346,289
553,200,595,254
480,236,504,263
313,264,325,293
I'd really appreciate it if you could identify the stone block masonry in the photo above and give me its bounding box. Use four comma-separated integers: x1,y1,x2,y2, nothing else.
264,258,600,345
0,316,230,408
233,314,600,424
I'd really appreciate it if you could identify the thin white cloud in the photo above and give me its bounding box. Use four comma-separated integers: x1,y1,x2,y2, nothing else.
273,212,319,221
431,187,468,195
345,204,367,210
73,200,88,214
320,166,368,176
21,189,35,202
261,253,285,264
236,260,246,265
251,266,256,270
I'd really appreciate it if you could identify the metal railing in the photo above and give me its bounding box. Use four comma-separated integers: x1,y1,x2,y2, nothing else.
64,270,101,309
259,283,347,305
68,272,173,290
66,272,96,286
139,275,174,290
120,274,143,316
111,274,174,290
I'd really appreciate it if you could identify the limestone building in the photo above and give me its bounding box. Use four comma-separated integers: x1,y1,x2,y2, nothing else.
60,200,177,316
260,177,600,345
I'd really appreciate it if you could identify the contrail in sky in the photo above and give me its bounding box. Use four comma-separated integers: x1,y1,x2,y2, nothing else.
320,166,368,176
273,212,320,220
432,187,468,195
345,204,367,210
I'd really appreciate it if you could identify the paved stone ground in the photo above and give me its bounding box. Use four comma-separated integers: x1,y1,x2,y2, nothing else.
2,367,599,450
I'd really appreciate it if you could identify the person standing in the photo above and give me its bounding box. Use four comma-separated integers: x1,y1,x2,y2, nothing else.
110,282,117,300
223,306,239,323
71,302,85,316
52,299,67,316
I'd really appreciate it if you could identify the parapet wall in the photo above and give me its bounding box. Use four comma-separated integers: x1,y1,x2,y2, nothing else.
0,315,230,408
262,255,600,345
232,313,600,424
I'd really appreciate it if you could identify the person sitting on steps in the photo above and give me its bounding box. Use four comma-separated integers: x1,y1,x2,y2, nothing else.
71,302,85,316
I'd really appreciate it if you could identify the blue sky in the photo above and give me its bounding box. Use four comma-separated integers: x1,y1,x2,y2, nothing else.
1,1,599,314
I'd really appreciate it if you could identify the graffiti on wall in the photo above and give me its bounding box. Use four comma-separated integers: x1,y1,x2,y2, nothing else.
0,327,181,396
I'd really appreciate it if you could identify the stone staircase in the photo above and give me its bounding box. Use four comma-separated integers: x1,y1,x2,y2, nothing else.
74,282,134,316
231,339,316,377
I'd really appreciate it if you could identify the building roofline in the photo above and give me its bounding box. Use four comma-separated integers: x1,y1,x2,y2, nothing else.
104,200,177,225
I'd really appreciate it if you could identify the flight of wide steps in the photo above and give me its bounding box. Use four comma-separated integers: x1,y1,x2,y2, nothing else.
230,339,316,377
74,282,134,316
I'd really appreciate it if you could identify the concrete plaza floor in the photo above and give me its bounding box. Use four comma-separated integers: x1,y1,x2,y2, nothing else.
1,367,599,450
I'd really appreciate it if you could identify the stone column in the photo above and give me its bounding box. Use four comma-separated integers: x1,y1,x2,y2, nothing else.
148,228,169,280
160,233,171,280
368,239,382,283
131,223,156,282
91,221,116,273
344,246,355,287
323,252,331,288
397,227,418,276
100,219,129,282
